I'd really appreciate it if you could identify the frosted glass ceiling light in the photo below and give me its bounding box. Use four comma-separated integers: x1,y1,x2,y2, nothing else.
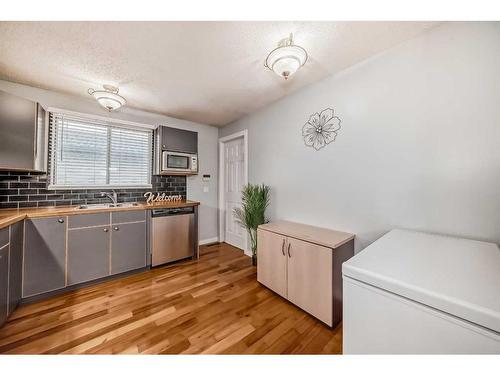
88,85,126,111
265,33,308,80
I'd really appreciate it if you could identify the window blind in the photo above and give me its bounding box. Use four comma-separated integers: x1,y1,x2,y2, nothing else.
49,112,152,189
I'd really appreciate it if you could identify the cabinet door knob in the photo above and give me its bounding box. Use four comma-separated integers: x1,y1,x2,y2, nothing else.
103,228,109,232
287,243,291,258
57,218,65,223
113,226,119,231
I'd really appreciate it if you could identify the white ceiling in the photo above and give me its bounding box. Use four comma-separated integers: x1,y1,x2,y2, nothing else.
0,21,439,126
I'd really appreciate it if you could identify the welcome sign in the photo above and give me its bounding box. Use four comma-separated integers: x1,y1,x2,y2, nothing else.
143,192,183,204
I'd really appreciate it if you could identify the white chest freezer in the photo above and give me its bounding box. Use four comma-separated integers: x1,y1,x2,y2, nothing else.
342,229,500,354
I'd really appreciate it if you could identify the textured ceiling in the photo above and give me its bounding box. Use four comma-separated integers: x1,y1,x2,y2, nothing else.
0,21,439,126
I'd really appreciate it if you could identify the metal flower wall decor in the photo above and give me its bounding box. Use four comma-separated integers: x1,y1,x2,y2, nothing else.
302,108,341,151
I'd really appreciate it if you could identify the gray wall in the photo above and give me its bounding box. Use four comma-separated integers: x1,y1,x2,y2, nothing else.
0,80,219,243
220,22,500,251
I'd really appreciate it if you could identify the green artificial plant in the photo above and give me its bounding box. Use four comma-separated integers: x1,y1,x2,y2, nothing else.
233,183,271,265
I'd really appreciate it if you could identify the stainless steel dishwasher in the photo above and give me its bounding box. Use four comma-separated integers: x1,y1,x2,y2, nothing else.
151,206,195,267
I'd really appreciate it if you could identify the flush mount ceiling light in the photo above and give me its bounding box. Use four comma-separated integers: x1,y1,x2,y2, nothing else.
265,33,308,80
88,84,126,111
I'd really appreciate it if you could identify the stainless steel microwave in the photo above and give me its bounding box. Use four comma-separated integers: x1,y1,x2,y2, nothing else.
162,151,198,174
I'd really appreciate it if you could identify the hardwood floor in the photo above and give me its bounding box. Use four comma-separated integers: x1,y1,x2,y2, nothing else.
0,243,342,354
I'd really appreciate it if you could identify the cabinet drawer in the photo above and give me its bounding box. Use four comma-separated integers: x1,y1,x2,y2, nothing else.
0,227,9,248
68,213,110,229
111,210,145,224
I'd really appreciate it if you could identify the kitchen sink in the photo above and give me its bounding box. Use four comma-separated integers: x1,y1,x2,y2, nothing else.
76,202,140,210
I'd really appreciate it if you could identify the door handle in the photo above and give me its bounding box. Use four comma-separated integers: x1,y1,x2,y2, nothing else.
281,238,286,256
287,243,291,258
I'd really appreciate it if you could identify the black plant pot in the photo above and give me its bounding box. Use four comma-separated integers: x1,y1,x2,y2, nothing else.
251,254,257,267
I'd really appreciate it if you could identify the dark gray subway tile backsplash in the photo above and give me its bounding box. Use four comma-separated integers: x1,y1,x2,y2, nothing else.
0,171,186,209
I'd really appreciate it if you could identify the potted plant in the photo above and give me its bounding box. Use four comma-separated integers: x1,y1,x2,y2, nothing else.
233,183,270,266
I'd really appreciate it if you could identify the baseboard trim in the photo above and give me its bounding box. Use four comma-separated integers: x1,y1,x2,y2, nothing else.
199,237,219,246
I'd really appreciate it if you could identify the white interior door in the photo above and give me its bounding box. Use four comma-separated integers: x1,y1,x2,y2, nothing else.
223,137,246,250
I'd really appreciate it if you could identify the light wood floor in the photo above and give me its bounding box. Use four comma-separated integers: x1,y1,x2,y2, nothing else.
0,243,342,354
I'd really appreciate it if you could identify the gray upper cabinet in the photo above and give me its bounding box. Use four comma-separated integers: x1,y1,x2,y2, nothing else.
111,221,147,275
160,126,198,153
67,226,110,285
0,243,8,327
8,221,23,314
24,217,67,297
0,90,46,172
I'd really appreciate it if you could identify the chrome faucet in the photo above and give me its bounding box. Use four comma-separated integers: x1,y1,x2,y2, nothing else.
100,190,118,205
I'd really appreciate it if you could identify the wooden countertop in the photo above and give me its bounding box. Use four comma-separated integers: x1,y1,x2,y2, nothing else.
258,220,355,249
0,200,200,229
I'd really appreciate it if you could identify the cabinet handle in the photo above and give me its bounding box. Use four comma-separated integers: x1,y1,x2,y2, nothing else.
281,239,286,256
113,226,119,231
57,218,65,223
103,228,109,232
287,243,291,258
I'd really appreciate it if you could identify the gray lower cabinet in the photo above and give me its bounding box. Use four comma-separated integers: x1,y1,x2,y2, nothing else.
111,221,147,274
8,221,23,314
67,226,110,285
23,217,67,297
0,227,8,247
20,210,147,301
0,244,8,326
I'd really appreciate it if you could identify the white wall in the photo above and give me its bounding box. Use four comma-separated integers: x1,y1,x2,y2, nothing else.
0,80,219,243
220,22,500,252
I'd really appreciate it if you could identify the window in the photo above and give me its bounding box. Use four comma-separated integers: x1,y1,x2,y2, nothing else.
49,112,152,189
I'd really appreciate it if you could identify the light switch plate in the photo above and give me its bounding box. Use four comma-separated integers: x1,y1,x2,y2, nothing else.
203,186,209,193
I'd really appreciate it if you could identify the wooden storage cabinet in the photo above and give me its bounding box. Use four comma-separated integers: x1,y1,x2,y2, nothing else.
256,229,287,298
287,237,333,325
257,221,354,327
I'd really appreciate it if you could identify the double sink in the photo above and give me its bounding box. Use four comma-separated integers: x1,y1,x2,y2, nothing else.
76,202,140,210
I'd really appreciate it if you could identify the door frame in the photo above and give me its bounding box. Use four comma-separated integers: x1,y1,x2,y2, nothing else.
218,129,249,254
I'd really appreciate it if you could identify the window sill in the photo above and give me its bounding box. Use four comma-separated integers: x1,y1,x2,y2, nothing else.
47,185,153,191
